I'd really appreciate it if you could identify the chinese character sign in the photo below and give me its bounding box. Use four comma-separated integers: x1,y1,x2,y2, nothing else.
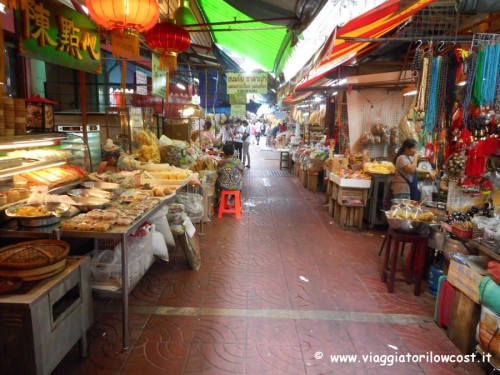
227,73,268,94
151,54,167,98
18,0,101,74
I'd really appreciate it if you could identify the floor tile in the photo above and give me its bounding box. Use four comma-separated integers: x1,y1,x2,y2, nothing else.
53,145,487,375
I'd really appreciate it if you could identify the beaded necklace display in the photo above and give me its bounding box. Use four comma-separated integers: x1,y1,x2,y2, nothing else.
423,49,434,117
436,53,449,133
472,45,485,107
444,49,460,127
462,51,477,125
481,43,500,105
416,55,430,113
424,56,442,133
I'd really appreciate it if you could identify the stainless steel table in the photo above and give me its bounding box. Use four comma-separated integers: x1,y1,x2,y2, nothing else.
54,198,170,350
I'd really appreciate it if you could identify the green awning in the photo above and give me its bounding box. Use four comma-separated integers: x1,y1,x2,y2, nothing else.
198,0,289,72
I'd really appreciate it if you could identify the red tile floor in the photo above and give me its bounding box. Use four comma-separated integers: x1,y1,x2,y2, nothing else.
54,141,489,375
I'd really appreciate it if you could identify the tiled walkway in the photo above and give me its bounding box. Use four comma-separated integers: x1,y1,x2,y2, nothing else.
54,142,487,374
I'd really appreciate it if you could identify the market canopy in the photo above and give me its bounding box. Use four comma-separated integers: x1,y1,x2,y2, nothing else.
191,0,327,73
295,0,435,90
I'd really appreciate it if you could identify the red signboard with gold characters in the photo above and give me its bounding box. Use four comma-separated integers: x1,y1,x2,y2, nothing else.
16,0,101,74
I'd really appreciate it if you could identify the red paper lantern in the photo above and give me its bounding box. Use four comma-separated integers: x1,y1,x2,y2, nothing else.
86,0,159,58
145,19,191,72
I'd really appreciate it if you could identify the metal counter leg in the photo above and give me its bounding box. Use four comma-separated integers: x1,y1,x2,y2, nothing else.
121,233,129,350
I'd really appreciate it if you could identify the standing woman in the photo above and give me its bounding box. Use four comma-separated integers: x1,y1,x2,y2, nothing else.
242,120,251,168
233,119,244,160
392,138,419,200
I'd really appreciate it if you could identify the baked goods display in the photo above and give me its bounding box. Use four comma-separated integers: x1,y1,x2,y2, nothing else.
61,196,161,232
7,149,72,161
20,164,86,187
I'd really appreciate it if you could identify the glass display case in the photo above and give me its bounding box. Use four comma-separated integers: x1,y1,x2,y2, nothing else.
0,133,87,212
57,125,101,172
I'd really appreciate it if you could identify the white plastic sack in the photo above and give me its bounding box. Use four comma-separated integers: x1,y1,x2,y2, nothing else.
149,205,175,246
152,230,169,261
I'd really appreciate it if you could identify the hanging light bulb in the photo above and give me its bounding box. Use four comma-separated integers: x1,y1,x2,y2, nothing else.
174,0,196,26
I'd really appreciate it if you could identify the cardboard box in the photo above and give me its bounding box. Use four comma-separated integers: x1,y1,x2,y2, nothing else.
330,174,371,188
447,259,485,303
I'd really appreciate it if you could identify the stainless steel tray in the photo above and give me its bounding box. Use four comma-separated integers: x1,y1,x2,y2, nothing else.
70,196,109,212
82,181,123,194
68,188,111,199
5,203,71,227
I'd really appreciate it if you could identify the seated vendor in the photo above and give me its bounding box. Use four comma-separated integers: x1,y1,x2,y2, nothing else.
200,120,217,148
201,121,216,143
217,143,244,191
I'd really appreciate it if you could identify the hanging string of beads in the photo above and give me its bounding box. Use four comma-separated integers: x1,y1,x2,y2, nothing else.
436,52,449,133
481,43,500,105
444,49,461,127
411,45,422,75
424,56,442,133
423,47,435,119
416,56,430,112
462,51,477,125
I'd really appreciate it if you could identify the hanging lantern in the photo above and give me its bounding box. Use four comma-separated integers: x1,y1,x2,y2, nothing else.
86,0,159,58
174,0,197,26
0,0,28,10
145,19,191,72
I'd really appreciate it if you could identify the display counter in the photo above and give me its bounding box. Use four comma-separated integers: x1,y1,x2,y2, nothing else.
0,256,92,375
328,174,371,229
0,191,176,350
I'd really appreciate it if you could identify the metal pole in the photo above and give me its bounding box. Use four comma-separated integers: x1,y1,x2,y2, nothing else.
79,70,90,171
338,36,473,43
182,16,296,28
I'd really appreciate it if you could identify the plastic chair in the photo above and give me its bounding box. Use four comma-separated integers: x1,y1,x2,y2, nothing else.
218,190,242,218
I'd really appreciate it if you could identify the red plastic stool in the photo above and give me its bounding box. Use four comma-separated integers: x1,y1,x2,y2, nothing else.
381,228,428,295
218,190,242,218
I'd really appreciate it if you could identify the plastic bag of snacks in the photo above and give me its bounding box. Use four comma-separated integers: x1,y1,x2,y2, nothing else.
135,129,160,163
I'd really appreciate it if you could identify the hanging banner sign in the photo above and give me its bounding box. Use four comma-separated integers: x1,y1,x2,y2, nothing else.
151,55,166,98
229,93,247,104
136,68,149,95
275,110,287,120
227,72,267,94
17,0,101,74
231,104,246,118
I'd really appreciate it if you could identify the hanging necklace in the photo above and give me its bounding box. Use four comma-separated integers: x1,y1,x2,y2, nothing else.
424,56,441,133
482,44,500,105
416,55,430,113
462,51,477,125
472,45,485,107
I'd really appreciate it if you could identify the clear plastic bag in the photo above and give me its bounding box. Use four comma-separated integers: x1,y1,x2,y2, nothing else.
167,203,185,225
175,193,204,223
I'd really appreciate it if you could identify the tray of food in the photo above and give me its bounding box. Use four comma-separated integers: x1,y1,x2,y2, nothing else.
5,203,71,227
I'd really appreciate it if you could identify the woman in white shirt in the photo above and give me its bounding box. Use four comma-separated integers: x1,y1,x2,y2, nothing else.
242,120,251,168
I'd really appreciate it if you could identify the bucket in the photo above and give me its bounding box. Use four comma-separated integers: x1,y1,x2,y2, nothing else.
428,264,444,295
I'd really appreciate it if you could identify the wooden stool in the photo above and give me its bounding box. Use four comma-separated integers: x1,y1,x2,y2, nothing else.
381,228,428,295
279,150,290,170
218,190,242,218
